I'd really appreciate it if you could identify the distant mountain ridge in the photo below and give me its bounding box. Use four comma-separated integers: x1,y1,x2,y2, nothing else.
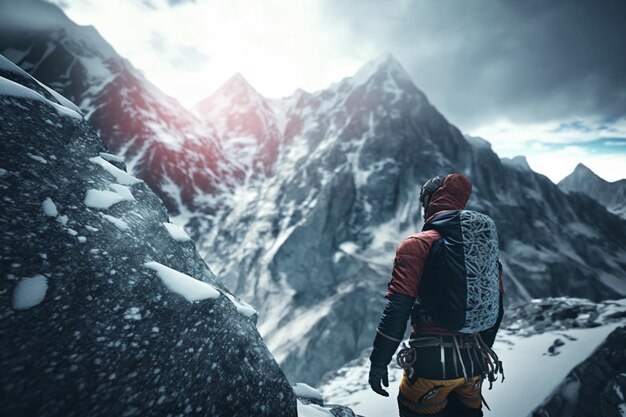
559,163,626,219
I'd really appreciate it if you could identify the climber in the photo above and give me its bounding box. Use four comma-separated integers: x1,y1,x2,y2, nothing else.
368,173,505,417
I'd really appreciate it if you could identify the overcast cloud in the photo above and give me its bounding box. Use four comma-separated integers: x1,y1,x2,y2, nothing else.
321,0,625,131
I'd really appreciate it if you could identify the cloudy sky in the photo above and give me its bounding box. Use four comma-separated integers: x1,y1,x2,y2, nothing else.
53,0,625,182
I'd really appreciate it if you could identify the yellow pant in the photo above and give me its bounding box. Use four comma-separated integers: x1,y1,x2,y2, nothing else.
398,374,483,415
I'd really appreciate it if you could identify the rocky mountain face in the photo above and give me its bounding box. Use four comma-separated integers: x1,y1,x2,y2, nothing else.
3,0,625,389
0,0,241,215
532,325,626,417
559,163,626,219
0,56,296,416
192,56,626,384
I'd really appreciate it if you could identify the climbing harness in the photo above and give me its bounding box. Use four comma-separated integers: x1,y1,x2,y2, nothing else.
398,334,505,389
396,343,417,379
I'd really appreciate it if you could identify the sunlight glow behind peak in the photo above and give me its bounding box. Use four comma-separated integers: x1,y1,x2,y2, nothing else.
53,0,373,106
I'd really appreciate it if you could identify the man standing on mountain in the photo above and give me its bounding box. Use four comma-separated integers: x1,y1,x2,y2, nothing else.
368,174,504,417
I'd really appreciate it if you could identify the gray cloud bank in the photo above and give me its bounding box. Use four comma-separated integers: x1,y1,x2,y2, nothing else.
323,0,626,131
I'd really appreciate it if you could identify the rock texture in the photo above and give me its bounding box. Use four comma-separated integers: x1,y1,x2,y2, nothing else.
0,56,296,417
559,163,626,219
532,326,626,417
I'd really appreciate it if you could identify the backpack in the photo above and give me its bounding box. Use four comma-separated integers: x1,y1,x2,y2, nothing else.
419,209,500,333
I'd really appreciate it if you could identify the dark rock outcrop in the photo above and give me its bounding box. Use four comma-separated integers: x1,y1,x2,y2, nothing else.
0,56,296,417
532,326,626,417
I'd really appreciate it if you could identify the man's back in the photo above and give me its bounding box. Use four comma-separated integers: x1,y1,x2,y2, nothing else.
368,174,505,417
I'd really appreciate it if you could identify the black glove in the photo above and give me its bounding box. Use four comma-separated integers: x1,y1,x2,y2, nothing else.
368,363,389,397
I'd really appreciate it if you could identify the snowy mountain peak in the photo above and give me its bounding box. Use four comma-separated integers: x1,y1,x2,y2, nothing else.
198,72,263,108
561,163,607,187
559,162,626,219
351,52,413,86
194,72,272,128
572,162,600,178
219,72,257,96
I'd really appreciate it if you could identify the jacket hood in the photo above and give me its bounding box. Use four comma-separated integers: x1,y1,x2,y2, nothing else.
424,173,472,220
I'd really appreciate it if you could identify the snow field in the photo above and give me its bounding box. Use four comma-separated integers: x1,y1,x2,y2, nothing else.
297,400,334,417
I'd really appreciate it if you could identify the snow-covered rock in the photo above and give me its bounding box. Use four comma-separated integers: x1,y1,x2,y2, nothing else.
0,58,296,416
533,325,626,417
293,384,361,417
559,163,626,220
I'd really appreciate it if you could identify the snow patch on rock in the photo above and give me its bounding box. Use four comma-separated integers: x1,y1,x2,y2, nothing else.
89,156,141,185
100,214,130,231
12,275,48,310
162,222,191,242
42,198,58,217
144,261,220,302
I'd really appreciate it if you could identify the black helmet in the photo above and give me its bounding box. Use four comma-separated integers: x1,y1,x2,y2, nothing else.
419,175,446,206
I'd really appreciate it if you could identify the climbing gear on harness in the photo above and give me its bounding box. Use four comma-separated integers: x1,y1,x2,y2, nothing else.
405,334,505,389
476,333,504,390
440,336,446,379
396,343,417,379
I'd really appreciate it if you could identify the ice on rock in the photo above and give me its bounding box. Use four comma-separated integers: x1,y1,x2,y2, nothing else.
223,292,258,318
0,70,82,120
12,275,48,310
42,198,58,217
28,153,48,164
162,222,192,242
100,214,130,231
296,401,334,417
84,184,134,209
89,156,141,185
108,184,135,201
124,307,142,320
84,189,127,209
144,261,220,302
99,152,124,163
292,383,324,403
